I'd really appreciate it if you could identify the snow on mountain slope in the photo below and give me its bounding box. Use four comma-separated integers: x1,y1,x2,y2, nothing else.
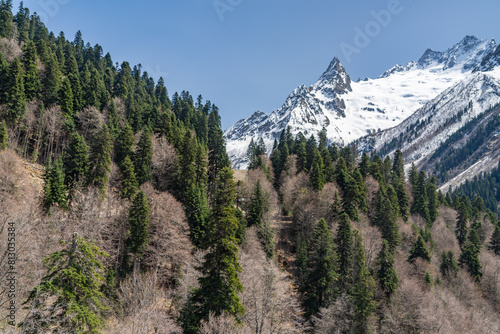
225,36,498,169
357,71,500,165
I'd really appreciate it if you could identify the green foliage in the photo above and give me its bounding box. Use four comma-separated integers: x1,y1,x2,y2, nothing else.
335,212,353,291
351,231,376,334
440,250,459,278
22,235,108,333
188,167,244,328
63,132,89,187
185,183,209,248
359,152,371,178
59,77,74,119
455,202,469,248
87,125,113,194
394,180,409,221
302,218,339,318
374,189,400,251
22,41,40,101
207,107,230,195
427,182,439,223
377,240,399,298
4,58,26,123
41,54,61,106
310,149,326,191
126,190,150,258
0,119,7,150
115,123,135,167
246,137,267,170
134,128,153,185
0,0,14,39
119,156,138,199
391,150,405,182
246,181,274,257
489,224,500,256
459,240,482,283
424,271,433,287
408,235,431,263
412,170,431,223
43,157,68,209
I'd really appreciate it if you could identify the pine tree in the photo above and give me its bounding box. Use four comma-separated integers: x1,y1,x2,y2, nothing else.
0,0,13,39
412,170,431,223
185,183,209,248
207,106,230,196
63,132,89,187
459,241,482,283
351,231,376,334
391,149,405,182
115,123,135,166
377,240,399,298
59,77,74,119
4,58,26,123
353,168,367,212
126,191,150,259
489,224,500,255
395,180,409,221
22,41,40,101
456,202,469,248
302,218,338,318
296,139,308,173
41,54,61,106
43,157,68,210
22,234,108,333
119,156,138,199
190,167,244,327
87,124,113,194
359,152,371,178
427,182,439,223
335,212,353,292
373,189,400,251
310,149,326,191
408,235,431,263
246,180,274,258
134,128,153,185
440,250,459,278
409,163,418,186
0,119,7,150
342,174,360,221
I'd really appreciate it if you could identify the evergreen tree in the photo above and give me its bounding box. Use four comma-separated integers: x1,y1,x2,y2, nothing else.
409,163,418,186
359,152,371,178
455,202,469,248
321,146,335,183
119,156,138,199
247,180,274,258
373,189,400,251
488,224,500,256
178,130,197,198
408,235,431,263
43,157,68,209
115,123,135,166
59,77,74,119
440,250,459,278
190,167,244,327
412,170,431,223
41,54,61,106
427,182,439,223
459,240,482,283
351,231,376,334
0,119,7,150
302,218,338,318
391,149,405,182
310,149,326,191
377,240,399,298
87,124,113,194
63,132,89,186
4,58,26,123
342,174,360,221
207,106,230,196
353,168,367,212
296,139,308,174
126,191,150,259
395,180,409,221
185,183,209,248
22,234,108,333
134,128,153,185
0,0,13,39
22,41,40,101
335,212,353,291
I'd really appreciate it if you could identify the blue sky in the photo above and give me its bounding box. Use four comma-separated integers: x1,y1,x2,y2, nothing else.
13,0,500,128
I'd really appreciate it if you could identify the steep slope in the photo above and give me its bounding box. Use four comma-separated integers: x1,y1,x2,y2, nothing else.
225,36,498,169
356,70,500,190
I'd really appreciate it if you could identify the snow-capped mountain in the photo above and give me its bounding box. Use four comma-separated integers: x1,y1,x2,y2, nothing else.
225,35,499,169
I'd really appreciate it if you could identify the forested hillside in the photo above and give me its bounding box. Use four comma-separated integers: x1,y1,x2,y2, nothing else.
1,2,500,333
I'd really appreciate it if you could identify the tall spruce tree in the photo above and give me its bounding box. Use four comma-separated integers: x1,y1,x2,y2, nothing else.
440,250,459,278
335,212,353,292
310,149,326,191
207,106,230,197
22,41,40,101
119,156,138,199
87,124,113,194
126,190,150,264
134,128,153,185
188,167,244,329
427,182,439,223
456,202,469,248
377,240,399,298
63,132,89,187
408,235,431,263
115,123,135,166
351,231,376,334
43,157,68,210
412,170,431,223
4,57,26,123
302,218,339,318
374,189,400,251
489,224,500,256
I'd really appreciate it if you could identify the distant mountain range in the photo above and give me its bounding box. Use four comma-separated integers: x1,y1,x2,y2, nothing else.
225,35,500,190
